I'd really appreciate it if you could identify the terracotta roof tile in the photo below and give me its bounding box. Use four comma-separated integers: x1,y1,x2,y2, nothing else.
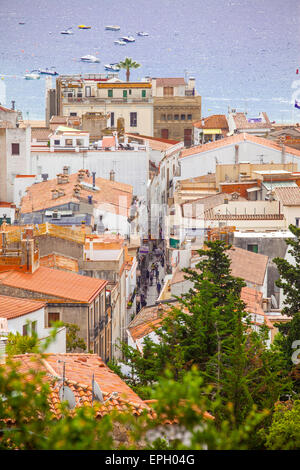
193,114,228,130
39,254,79,272
20,171,133,215
274,186,300,205
0,295,45,319
233,112,271,129
4,354,150,419
0,266,107,303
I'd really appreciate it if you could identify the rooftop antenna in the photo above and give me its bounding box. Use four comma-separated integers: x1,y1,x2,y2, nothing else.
92,373,104,405
257,153,264,164
57,360,76,409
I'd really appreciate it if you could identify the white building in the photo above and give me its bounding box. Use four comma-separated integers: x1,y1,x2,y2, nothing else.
0,295,66,353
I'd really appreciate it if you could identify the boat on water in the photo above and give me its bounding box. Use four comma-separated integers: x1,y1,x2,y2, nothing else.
38,67,59,76
24,71,40,80
137,31,149,36
61,28,74,35
114,40,127,46
19,22,25,25
105,25,120,31
80,55,100,63
104,63,120,71
120,35,135,42
78,25,91,29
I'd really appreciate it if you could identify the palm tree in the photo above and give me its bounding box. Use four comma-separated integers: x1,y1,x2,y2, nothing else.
117,57,140,82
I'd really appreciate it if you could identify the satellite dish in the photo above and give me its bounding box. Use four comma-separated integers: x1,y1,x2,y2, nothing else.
271,295,278,309
92,377,104,404
59,385,76,409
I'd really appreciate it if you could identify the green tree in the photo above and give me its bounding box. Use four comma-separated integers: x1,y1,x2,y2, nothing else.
63,322,86,352
117,57,140,82
265,400,300,450
6,331,39,356
273,224,300,317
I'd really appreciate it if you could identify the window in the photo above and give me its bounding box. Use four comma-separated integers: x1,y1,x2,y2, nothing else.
296,218,300,227
108,89,113,97
31,321,37,335
67,92,73,98
54,140,60,145
174,114,179,120
22,324,28,336
130,112,137,127
161,114,166,121
141,89,146,98
76,139,83,146
110,112,114,127
129,89,132,95
70,112,77,116
11,143,20,155
77,93,82,98
123,90,127,98
85,86,91,97
247,244,258,253
167,114,172,121
181,114,186,120
187,114,192,120
65,139,73,146
48,312,60,327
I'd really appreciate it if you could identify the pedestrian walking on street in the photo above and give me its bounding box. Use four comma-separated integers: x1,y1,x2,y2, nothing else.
156,281,161,295
150,272,153,285
155,268,159,280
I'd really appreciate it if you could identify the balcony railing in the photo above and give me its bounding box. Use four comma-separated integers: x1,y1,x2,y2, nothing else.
63,96,152,104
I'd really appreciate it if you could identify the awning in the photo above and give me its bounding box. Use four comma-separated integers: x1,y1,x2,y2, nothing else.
246,186,261,193
203,129,222,135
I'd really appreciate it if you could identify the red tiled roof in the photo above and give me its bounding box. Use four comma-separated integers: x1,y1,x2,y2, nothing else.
31,127,51,141
20,171,133,215
0,266,107,303
193,114,228,130
5,354,149,419
179,133,300,159
0,105,15,113
227,246,268,286
233,112,271,129
0,295,45,319
274,186,300,205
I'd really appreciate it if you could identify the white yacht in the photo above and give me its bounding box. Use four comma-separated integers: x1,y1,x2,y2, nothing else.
137,31,149,36
104,63,120,71
24,71,40,80
114,39,127,46
61,28,74,35
105,25,120,31
120,35,135,42
80,55,100,63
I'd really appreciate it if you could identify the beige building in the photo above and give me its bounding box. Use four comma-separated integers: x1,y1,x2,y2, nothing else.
151,77,201,146
52,74,153,137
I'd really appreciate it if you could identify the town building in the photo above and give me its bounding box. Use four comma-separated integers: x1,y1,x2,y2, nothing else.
227,110,272,137
19,169,134,237
0,228,109,355
193,114,229,145
0,295,66,353
151,77,201,146
51,74,153,136
0,105,31,203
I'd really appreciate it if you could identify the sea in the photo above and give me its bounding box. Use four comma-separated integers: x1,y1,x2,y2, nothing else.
0,0,299,123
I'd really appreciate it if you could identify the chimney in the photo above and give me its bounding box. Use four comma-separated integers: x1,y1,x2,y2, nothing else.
73,185,81,197
234,145,239,165
281,144,286,164
63,166,69,176
51,189,59,199
110,169,115,181
92,171,96,188
21,237,39,273
11,100,15,111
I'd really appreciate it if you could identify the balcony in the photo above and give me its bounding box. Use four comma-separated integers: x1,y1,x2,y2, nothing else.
63,96,152,105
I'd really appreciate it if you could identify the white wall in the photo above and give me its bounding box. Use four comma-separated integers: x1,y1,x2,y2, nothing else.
30,149,149,200
4,307,66,353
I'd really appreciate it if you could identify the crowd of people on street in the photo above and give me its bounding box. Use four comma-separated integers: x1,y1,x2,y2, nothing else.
135,245,165,314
